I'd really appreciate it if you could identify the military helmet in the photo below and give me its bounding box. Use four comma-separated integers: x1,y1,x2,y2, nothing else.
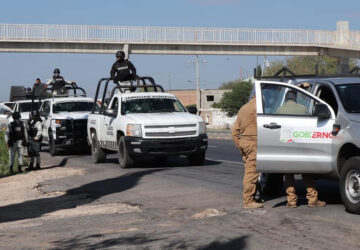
115,50,125,59
12,112,21,120
31,110,40,117
53,68,60,74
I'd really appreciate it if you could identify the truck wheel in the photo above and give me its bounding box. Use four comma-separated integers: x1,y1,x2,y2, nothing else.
118,136,134,168
187,151,205,166
49,135,59,156
91,132,106,163
257,173,284,196
340,157,360,214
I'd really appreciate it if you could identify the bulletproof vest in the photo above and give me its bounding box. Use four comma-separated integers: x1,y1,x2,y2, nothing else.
9,121,25,141
115,60,131,81
53,76,66,90
28,120,38,137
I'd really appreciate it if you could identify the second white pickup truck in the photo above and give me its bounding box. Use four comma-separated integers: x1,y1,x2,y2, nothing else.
87,77,208,168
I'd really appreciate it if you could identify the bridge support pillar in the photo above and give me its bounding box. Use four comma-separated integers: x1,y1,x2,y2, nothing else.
123,44,130,59
336,21,350,74
337,57,349,74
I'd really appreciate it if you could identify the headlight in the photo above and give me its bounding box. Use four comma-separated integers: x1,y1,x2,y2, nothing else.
199,122,206,135
51,119,66,127
126,124,142,137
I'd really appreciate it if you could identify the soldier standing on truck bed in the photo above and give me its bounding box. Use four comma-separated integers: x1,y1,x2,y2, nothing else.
6,112,27,174
232,95,264,209
110,51,137,83
46,68,75,95
26,110,43,171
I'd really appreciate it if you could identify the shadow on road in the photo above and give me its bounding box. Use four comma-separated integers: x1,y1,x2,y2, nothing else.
52,233,166,250
197,236,248,250
51,233,248,250
104,155,222,169
0,169,163,223
39,156,80,171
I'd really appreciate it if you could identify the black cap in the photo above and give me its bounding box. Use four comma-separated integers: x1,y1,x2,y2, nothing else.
53,68,60,74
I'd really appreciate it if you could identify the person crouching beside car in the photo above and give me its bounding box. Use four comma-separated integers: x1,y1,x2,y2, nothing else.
6,112,27,174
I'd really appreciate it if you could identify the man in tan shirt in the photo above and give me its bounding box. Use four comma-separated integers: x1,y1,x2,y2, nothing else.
232,96,264,209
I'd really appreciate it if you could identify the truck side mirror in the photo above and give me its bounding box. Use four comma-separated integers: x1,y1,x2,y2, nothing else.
104,109,117,117
314,103,330,119
187,106,198,114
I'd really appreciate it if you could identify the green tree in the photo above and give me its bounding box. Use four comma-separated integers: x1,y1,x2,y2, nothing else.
218,79,240,90
255,65,262,78
264,56,357,76
213,80,252,117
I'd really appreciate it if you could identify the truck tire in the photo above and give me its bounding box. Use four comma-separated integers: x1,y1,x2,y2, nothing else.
91,132,106,163
49,134,59,156
118,136,134,168
187,151,205,166
340,157,360,214
257,173,284,196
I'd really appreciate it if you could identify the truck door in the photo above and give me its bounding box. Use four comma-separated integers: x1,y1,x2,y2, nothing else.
103,97,119,151
255,81,335,173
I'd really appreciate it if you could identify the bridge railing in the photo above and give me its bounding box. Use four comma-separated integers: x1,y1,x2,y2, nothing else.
0,23,358,48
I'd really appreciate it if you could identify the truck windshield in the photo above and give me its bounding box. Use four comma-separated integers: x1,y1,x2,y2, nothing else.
19,102,41,112
53,102,94,113
336,84,360,113
121,98,186,114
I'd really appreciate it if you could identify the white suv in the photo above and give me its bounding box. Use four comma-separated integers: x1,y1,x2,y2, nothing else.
255,74,360,214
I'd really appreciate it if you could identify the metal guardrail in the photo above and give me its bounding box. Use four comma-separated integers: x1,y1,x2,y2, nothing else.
0,23,359,49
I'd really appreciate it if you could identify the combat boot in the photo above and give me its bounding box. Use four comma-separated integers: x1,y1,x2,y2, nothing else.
25,164,34,171
286,202,298,208
18,165,23,173
9,166,14,175
243,201,264,209
308,200,326,207
34,164,41,170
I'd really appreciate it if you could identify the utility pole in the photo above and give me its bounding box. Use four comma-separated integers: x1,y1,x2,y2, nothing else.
189,55,207,114
168,72,171,92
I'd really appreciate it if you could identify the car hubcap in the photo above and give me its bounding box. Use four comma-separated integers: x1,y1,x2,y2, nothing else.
345,169,360,204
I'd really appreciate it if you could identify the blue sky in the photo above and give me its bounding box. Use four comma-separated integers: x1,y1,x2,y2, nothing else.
0,0,359,101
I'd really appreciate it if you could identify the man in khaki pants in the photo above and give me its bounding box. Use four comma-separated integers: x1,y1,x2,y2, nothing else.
232,95,263,209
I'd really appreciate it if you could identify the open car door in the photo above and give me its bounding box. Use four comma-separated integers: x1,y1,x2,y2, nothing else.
255,80,336,174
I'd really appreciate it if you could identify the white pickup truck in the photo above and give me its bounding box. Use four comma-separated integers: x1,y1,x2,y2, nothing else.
37,83,94,155
87,77,208,168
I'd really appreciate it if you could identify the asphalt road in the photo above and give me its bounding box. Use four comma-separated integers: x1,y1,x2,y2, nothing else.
0,139,359,249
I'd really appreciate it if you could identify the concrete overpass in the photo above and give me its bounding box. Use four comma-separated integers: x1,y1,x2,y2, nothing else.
0,21,359,59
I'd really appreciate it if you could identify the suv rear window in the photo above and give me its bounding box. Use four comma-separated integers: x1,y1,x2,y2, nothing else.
336,84,360,113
